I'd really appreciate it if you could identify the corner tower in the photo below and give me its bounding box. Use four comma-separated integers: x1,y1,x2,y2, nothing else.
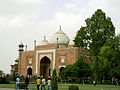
18,42,24,75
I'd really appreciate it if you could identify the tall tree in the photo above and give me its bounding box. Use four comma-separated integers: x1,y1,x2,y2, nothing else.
75,27,88,49
75,9,115,81
60,55,92,81
51,69,58,90
73,55,92,79
12,71,16,81
98,46,114,81
75,9,115,53
98,35,120,80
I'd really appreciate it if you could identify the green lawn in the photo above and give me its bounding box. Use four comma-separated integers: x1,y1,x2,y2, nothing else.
59,84,120,90
0,83,120,90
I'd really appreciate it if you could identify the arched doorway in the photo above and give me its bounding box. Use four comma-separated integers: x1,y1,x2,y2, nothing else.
59,67,65,72
40,56,51,77
27,67,32,75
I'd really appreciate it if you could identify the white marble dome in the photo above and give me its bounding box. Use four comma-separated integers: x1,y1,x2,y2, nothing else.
49,26,70,44
40,36,48,45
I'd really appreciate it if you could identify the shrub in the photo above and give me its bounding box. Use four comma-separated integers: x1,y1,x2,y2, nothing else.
19,82,25,89
69,85,79,90
51,69,58,90
0,77,2,83
12,71,16,81
0,77,9,84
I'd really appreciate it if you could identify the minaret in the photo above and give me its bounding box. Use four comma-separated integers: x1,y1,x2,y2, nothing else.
18,42,24,51
34,40,36,49
18,42,24,75
25,45,27,51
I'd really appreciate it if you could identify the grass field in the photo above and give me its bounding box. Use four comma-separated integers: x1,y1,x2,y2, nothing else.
0,83,120,90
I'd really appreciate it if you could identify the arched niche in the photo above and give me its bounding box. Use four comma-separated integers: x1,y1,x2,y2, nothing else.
27,67,32,75
40,56,51,78
59,67,65,72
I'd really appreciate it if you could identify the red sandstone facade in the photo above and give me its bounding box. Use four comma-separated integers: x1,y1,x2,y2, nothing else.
18,44,80,77
11,27,88,77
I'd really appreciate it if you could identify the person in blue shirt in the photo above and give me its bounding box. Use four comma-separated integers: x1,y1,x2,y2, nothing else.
16,75,20,90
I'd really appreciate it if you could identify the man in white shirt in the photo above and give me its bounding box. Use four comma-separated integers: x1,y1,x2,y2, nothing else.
41,78,46,90
47,78,51,90
16,75,20,90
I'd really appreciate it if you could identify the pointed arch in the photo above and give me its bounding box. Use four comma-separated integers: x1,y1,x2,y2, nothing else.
59,67,65,72
40,56,51,78
27,67,32,75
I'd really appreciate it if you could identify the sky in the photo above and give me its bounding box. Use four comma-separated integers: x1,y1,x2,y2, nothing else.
0,0,120,74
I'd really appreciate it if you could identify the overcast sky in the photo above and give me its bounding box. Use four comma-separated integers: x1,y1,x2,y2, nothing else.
0,0,120,74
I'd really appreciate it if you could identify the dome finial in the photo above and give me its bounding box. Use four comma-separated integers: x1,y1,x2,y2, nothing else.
21,41,23,44
39,35,48,45
44,35,46,40
60,25,61,30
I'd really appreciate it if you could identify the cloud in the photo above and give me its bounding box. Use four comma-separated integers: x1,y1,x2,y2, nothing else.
15,0,48,4
0,0,48,18
0,0,120,73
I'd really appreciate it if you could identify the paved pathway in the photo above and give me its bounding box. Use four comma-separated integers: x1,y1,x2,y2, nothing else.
0,88,25,90
0,88,14,90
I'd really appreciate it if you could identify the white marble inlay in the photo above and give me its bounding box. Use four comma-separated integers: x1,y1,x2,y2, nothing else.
36,49,56,74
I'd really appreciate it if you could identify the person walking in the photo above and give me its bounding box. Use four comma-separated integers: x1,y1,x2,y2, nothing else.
93,80,96,86
41,78,46,90
16,75,20,90
47,78,51,90
25,76,29,90
36,76,41,90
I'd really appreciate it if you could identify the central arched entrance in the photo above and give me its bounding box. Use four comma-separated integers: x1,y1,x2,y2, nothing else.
40,56,51,78
27,67,32,76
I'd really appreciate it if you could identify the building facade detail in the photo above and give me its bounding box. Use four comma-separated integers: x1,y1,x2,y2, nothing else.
11,26,88,77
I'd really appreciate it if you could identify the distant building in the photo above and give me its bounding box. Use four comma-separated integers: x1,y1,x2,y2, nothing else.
11,26,89,78
10,59,18,76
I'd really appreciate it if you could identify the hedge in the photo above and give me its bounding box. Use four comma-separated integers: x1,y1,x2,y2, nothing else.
69,85,79,90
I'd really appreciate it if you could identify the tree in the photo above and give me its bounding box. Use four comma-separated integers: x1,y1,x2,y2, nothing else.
105,35,120,80
98,46,114,81
60,55,92,82
62,65,73,79
75,9,115,81
0,70,3,74
73,55,92,79
12,71,16,81
51,69,58,90
75,27,88,48
98,35,120,81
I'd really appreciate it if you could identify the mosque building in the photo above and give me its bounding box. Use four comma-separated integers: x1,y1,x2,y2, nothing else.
11,26,88,77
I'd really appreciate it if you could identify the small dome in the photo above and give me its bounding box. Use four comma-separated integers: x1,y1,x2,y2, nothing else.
40,36,48,45
49,26,70,44
18,41,24,47
68,37,75,46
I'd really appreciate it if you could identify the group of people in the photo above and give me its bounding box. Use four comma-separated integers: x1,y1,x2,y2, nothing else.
16,75,51,90
36,76,51,90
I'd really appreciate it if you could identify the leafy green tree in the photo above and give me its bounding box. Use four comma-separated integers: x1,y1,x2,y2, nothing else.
12,71,16,81
75,9,115,81
62,65,73,79
73,55,92,79
60,55,92,81
51,69,58,90
0,70,3,75
106,35,120,79
98,46,114,81
75,27,88,48
98,35,120,81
